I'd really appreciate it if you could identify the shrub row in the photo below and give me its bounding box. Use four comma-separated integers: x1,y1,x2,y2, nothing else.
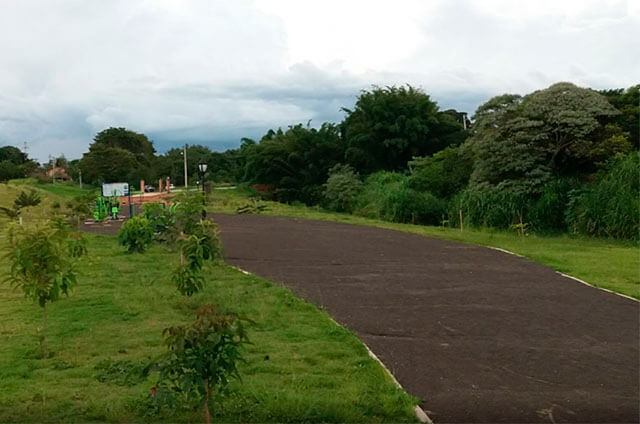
322,153,639,240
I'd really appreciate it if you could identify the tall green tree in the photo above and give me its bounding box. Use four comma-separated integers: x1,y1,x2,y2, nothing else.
599,84,639,148
243,123,345,204
0,145,27,164
79,128,156,186
341,85,466,174
467,82,630,193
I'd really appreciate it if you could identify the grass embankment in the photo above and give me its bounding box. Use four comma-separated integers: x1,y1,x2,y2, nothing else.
210,188,640,300
0,184,417,422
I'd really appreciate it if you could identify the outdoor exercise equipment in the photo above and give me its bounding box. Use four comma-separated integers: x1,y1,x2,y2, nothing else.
93,196,108,222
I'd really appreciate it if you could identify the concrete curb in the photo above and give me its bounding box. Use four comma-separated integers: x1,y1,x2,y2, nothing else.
486,247,638,302
229,265,434,423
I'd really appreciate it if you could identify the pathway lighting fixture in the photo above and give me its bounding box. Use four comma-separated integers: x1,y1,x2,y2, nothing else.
198,160,208,219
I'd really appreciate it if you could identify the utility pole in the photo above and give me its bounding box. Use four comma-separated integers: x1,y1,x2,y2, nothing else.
79,169,83,189
183,144,188,189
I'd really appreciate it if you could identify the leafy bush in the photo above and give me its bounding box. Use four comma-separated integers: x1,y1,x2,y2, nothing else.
354,172,446,225
172,191,206,234
147,305,250,423
118,216,155,253
14,189,41,209
566,153,639,240
94,359,147,387
143,203,177,240
408,146,473,198
172,219,222,296
65,193,95,225
0,160,24,182
0,189,42,221
323,164,362,213
236,199,268,214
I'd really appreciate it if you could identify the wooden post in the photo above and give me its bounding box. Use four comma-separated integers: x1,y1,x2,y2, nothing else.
459,209,463,232
158,178,163,193
140,179,145,193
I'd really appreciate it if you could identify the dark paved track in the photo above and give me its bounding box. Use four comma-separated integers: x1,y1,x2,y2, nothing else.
213,214,639,424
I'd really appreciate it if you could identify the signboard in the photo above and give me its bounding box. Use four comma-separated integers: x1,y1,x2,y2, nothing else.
102,182,129,197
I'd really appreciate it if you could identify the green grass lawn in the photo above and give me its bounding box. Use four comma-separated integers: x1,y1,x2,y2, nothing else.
210,188,640,300
8,178,97,198
0,231,417,423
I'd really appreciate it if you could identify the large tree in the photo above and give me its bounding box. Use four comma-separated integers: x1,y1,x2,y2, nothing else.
0,145,28,164
79,128,156,186
467,82,630,193
341,85,466,174
0,145,38,181
243,123,345,204
599,84,639,149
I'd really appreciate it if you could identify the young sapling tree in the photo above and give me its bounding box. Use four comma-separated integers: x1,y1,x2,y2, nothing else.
3,220,87,357
147,305,250,423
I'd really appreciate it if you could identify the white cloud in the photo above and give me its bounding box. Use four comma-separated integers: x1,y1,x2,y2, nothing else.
0,0,637,161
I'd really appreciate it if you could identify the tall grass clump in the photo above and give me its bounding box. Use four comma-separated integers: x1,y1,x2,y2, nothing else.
566,153,640,240
528,177,580,233
354,171,446,225
450,186,528,229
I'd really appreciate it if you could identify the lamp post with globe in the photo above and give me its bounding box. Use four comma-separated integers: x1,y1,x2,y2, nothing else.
198,160,208,219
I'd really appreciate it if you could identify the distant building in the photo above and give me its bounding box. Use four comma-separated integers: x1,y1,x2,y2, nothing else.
46,166,70,181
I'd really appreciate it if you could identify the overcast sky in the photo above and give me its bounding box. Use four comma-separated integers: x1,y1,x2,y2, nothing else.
1,0,638,162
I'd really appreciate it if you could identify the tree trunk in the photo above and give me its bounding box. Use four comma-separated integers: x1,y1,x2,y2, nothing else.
42,303,47,358
203,380,211,424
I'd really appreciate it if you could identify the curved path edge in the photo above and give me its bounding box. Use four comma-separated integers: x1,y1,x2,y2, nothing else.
214,213,639,423
231,264,433,423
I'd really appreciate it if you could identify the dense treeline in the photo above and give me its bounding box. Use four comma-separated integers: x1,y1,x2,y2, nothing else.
2,82,637,239
231,82,638,240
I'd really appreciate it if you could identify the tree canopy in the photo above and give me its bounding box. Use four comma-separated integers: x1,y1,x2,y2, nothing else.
0,146,28,164
467,82,631,193
243,123,344,204
341,85,466,174
79,127,156,186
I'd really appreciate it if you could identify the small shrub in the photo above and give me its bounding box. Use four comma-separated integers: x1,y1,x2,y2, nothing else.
118,216,154,253
95,359,147,387
143,203,177,241
236,200,268,214
13,189,41,209
323,164,362,213
172,219,222,296
172,191,206,234
146,305,250,423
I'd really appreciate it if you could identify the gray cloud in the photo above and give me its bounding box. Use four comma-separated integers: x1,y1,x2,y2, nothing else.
0,0,638,161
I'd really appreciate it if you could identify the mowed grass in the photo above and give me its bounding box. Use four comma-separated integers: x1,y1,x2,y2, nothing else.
210,188,640,299
8,178,97,198
0,232,418,422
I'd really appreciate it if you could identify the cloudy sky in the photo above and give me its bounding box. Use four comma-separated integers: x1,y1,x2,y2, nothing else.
1,0,638,162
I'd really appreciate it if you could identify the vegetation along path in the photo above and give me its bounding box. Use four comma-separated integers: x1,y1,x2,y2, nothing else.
213,213,639,424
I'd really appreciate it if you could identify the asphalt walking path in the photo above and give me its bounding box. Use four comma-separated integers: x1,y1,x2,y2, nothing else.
212,214,639,423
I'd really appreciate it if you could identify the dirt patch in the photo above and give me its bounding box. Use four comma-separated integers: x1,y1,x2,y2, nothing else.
213,214,639,423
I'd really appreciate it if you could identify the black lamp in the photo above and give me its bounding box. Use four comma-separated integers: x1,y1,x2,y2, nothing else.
198,160,208,218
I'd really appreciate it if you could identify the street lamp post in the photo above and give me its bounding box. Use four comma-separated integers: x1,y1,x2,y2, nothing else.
198,160,208,219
